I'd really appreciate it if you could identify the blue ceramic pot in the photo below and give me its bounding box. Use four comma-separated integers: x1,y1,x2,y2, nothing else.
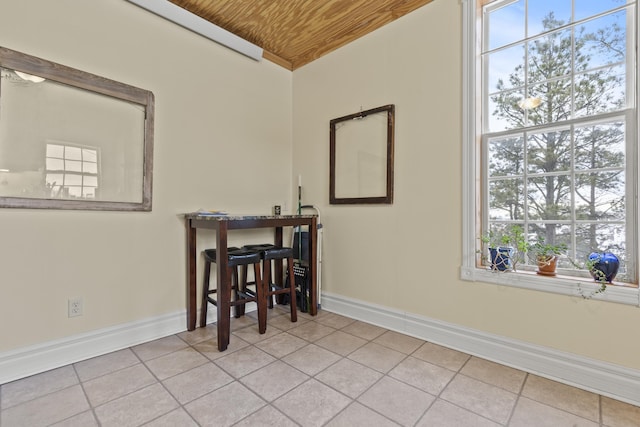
588,252,619,283
489,247,513,271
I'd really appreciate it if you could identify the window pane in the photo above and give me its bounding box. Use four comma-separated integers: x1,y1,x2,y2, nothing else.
527,222,572,267
45,174,63,189
67,186,82,198
574,66,626,117
83,162,98,174
486,44,525,92
488,89,525,131
489,178,524,220
527,29,573,85
65,146,82,161
575,0,628,22
82,187,96,198
574,171,625,221
527,175,572,220
526,78,572,126
527,0,571,38
64,174,82,186
82,149,97,162
46,158,64,171
65,160,82,172
46,144,64,158
527,128,571,174
83,175,98,187
488,135,524,177
576,10,627,71
487,0,525,50
574,121,625,170
575,223,625,262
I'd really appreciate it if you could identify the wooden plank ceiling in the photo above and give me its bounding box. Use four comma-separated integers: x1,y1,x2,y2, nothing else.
169,0,434,70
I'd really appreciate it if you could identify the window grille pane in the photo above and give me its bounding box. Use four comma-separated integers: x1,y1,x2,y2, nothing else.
574,171,625,221
575,0,629,23
527,175,572,220
67,186,82,198
575,223,626,255
574,121,625,170
574,67,626,117
65,146,82,161
527,0,571,37
487,0,525,51
64,174,82,186
65,160,82,172
83,175,98,187
487,44,525,92
46,158,64,171
82,149,97,162
488,135,525,177
526,78,572,126
527,29,572,85
526,128,571,173
46,144,64,158
488,89,525,131
576,11,627,71
83,162,98,174
489,178,525,220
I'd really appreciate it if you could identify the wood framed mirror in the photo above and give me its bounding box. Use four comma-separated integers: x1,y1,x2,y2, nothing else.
0,46,154,211
330,104,394,204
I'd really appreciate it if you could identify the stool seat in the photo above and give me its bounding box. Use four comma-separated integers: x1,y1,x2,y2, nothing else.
243,243,297,325
200,247,266,335
204,247,261,267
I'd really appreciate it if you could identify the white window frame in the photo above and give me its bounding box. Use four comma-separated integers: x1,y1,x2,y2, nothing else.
461,0,640,306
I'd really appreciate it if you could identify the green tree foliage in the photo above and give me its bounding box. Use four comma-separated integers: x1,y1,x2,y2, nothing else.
488,12,626,260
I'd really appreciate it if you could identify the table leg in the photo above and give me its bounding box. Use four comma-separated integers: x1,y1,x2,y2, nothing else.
186,221,197,331
216,222,230,351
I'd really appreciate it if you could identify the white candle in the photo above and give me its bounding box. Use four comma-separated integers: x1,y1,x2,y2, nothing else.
298,175,302,187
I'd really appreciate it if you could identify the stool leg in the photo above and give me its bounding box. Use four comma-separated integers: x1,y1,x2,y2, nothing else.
286,256,297,323
263,259,274,309
200,260,211,328
232,266,244,318
254,262,267,334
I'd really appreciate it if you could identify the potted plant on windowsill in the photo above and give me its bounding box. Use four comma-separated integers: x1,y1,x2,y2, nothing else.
529,239,567,276
480,225,527,272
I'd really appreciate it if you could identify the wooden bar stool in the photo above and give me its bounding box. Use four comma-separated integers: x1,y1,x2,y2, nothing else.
200,247,267,334
244,244,297,324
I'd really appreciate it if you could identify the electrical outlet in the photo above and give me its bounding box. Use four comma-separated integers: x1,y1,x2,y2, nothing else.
68,297,83,317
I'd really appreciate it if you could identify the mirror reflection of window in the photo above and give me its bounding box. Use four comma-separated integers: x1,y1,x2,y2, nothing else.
45,143,99,199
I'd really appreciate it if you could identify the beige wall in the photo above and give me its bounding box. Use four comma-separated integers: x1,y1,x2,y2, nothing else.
0,0,293,351
2,0,639,376
292,0,640,370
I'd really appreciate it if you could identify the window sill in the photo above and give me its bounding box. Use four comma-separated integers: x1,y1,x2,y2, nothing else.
460,266,640,306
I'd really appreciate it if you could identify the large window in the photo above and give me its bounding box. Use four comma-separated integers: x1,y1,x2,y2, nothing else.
462,0,639,302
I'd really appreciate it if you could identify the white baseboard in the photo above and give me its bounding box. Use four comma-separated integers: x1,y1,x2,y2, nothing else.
321,291,640,407
0,303,259,385
0,311,186,385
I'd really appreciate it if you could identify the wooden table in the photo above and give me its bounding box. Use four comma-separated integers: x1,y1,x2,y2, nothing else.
185,213,318,351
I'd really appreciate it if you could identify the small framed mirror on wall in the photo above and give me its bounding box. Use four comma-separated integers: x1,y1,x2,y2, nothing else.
0,46,154,211
330,104,394,204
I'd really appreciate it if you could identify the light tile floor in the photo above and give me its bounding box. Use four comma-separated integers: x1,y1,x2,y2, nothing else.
1,307,639,427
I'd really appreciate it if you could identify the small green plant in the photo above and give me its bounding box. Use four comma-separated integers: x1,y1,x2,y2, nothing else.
528,238,567,263
479,225,527,272
569,256,608,299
